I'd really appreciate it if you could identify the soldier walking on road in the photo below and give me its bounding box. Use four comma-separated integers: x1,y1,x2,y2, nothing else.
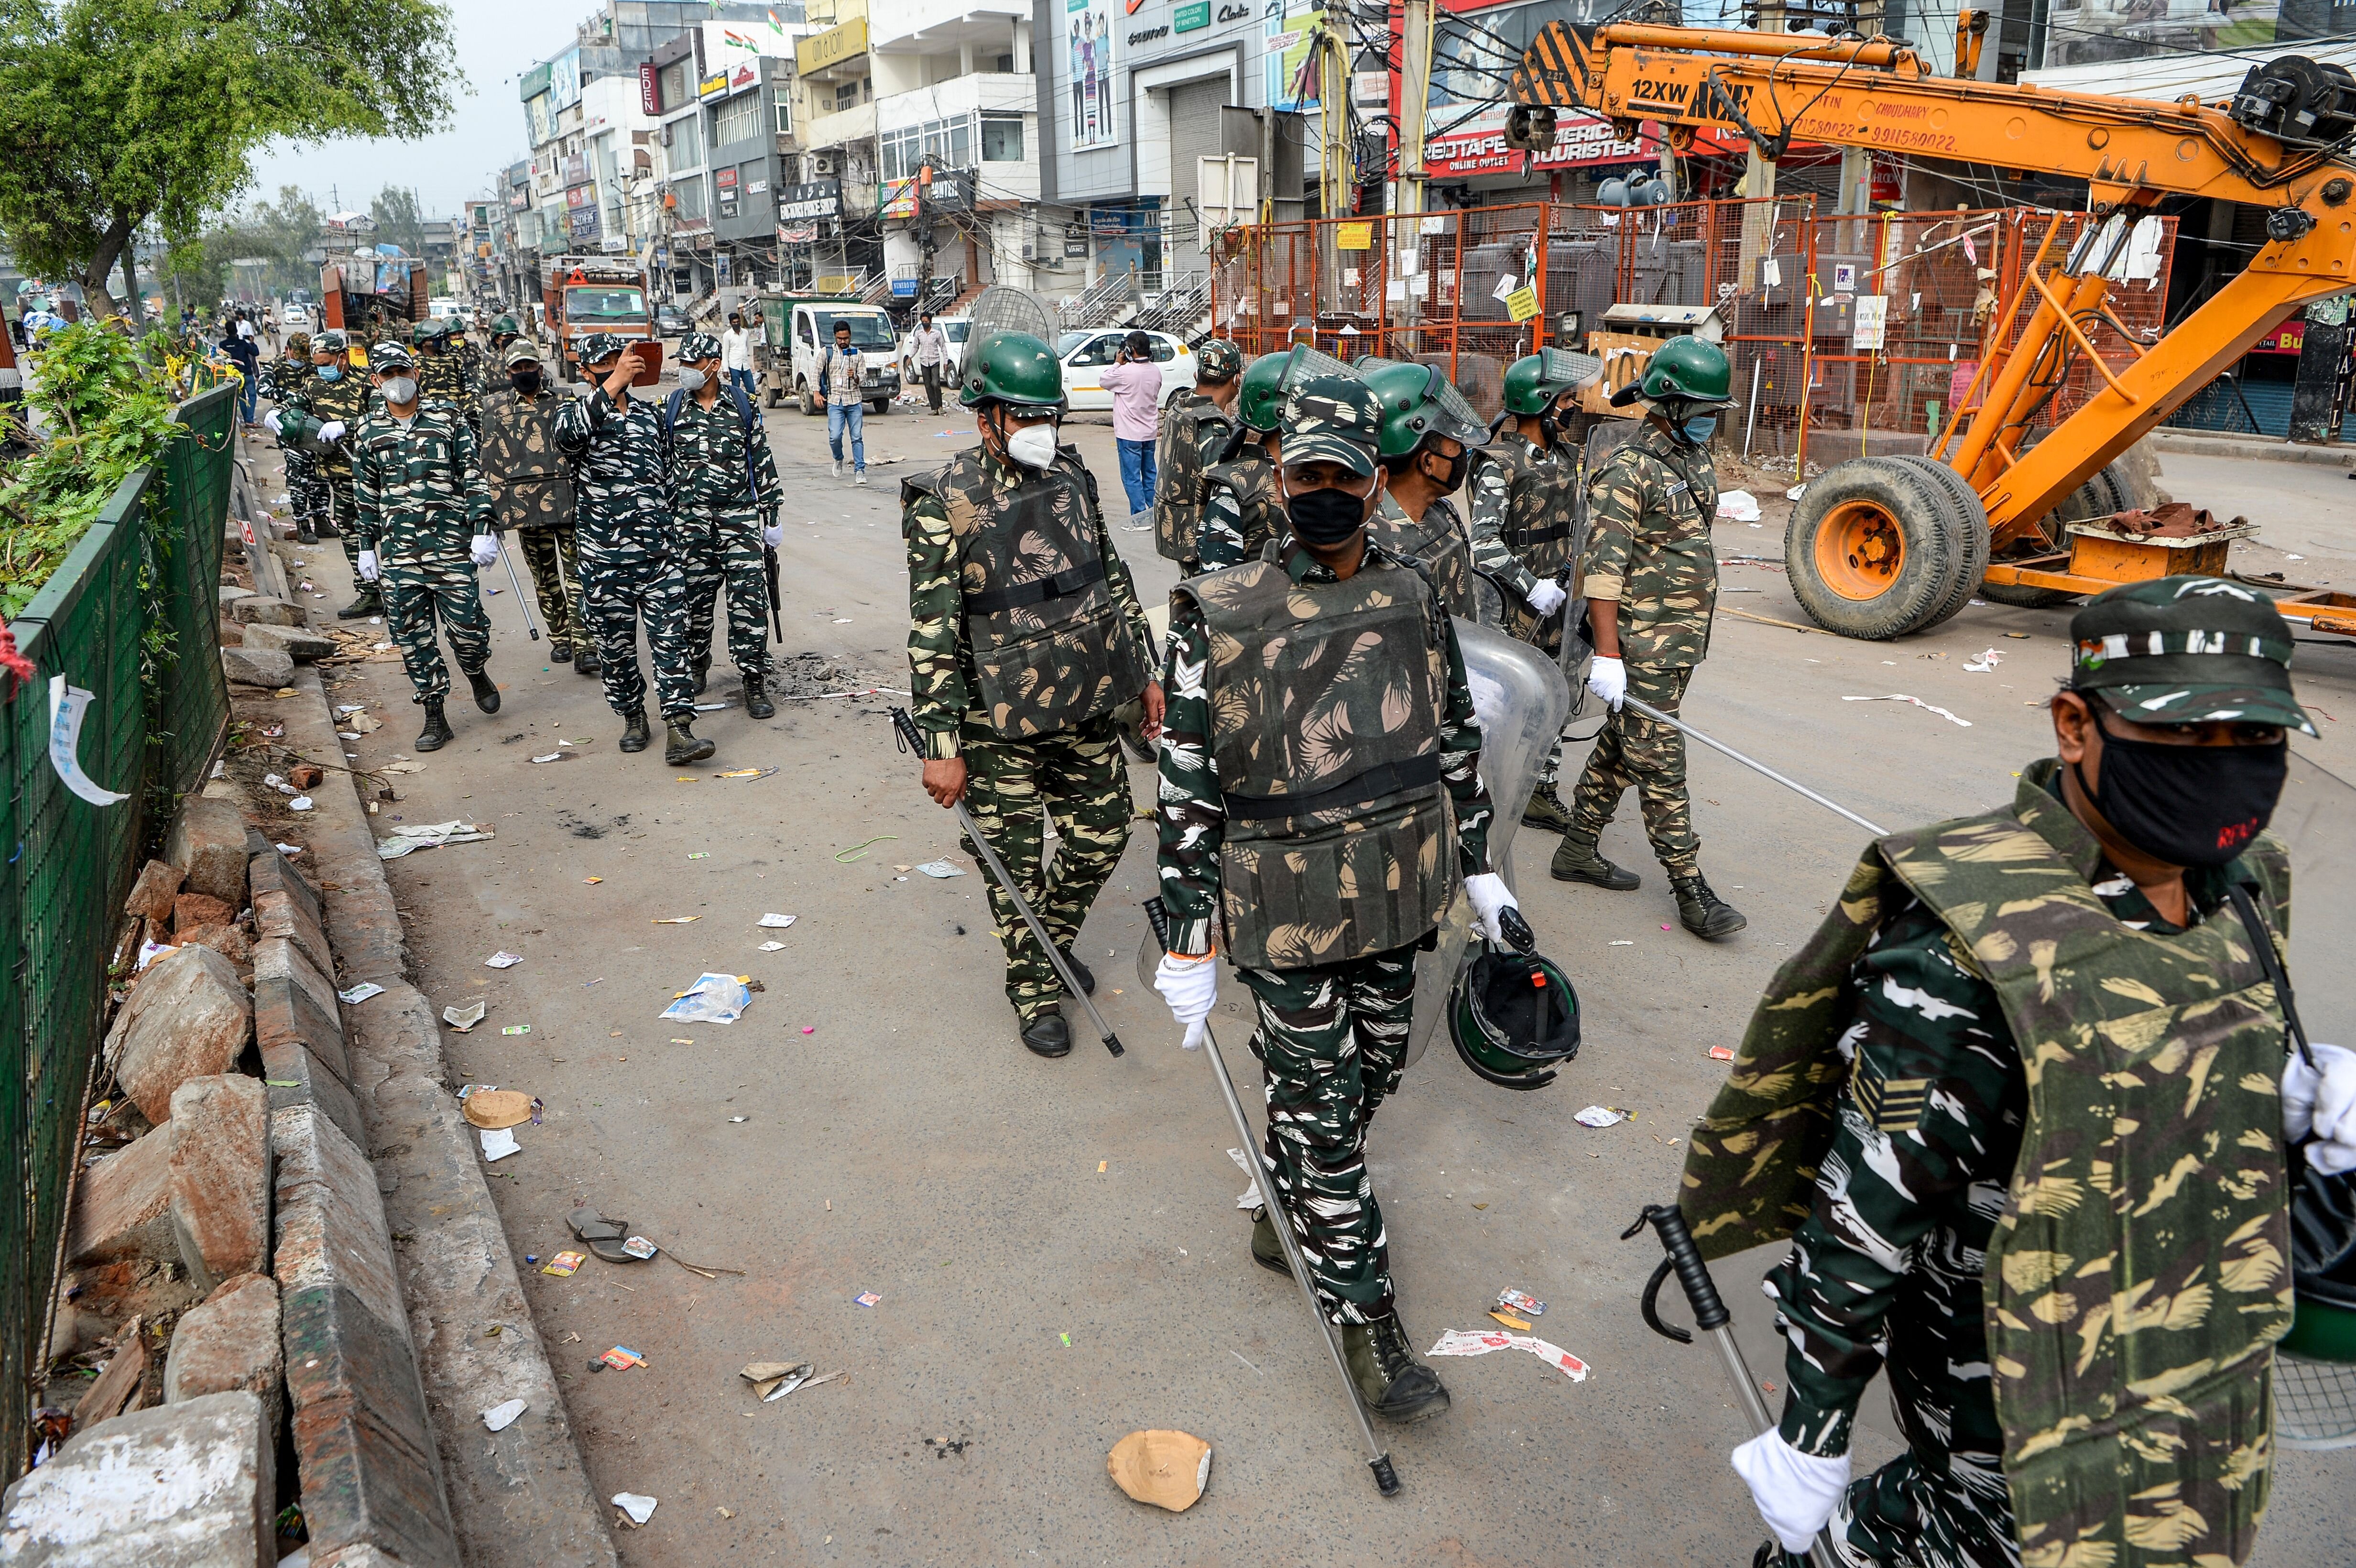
478,340,596,677
1550,336,1745,939
349,341,502,751
1192,350,1293,571
479,315,524,396
1686,577,2355,1568
555,334,674,754
1152,338,1243,573
274,328,380,618
649,332,785,764
1359,359,1488,617
1151,373,1521,1424
258,330,324,544
903,329,1162,1056
415,319,480,436
1468,348,1599,829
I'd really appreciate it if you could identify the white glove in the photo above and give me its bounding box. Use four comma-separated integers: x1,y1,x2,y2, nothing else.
356,550,379,583
469,534,500,567
1732,1429,1849,1555
2285,1043,2356,1176
1586,654,1627,711
262,411,283,436
1462,872,1520,947
1525,577,1568,618
763,523,784,547
1153,951,1219,1052
316,420,347,446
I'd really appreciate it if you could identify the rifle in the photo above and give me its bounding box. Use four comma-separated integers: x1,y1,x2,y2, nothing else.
764,541,784,643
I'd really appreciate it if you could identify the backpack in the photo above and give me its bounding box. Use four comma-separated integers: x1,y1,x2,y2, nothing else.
661,382,764,508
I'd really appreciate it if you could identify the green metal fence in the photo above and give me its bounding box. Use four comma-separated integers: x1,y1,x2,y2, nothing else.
0,384,235,1478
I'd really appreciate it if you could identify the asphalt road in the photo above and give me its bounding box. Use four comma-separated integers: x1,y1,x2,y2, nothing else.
261,400,2356,1566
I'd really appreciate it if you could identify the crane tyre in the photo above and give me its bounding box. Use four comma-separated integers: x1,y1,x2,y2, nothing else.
1786,456,1973,640
1980,459,2131,608
1886,454,1991,631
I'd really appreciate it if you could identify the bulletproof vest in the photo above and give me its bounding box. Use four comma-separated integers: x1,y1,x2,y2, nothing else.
305,371,374,477
1202,452,1276,566
1154,396,1235,563
1375,489,1473,619
1488,433,1579,578
940,445,1150,739
1178,554,1455,971
1678,765,2291,1568
477,389,575,530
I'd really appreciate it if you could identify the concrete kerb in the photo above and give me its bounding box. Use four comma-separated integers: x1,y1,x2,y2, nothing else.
2148,429,2355,467
271,666,617,1567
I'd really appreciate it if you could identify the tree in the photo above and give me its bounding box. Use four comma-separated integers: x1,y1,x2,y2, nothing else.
369,185,430,258
0,0,462,321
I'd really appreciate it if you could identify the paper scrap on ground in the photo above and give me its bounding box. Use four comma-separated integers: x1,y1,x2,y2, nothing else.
377,819,493,859
758,940,786,952
1574,1105,1627,1128
1714,490,1762,523
660,973,752,1025
481,1398,526,1432
1226,1147,1266,1211
1962,648,2003,673
480,1127,521,1161
48,675,129,806
611,1493,657,1525
337,982,384,1005
1427,1328,1589,1381
541,1251,584,1276
916,860,966,879
757,913,796,928
531,752,565,764
485,951,524,969
288,796,314,812
652,915,699,924
444,1000,487,1032
1843,693,1972,727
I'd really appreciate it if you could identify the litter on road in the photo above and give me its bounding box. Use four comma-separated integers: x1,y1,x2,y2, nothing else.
716,767,777,780
1709,1045,1737,1061
541,1252,584,1277
661,973,752,1024
756,913,797,928
461,1089,537,1129
742,1361,814,1400
1427,1328,1590,1382
1107,1430,1212,1513
854,1291,881,1307
652,915,700,924
377,819,493,858
758,941,786,952
611,1493,657,1526
480,1127,521,1162
1962,648,2004,673
1842,693,1973,727
916,860,966,879
337,982,384,1005
600,1347,647,1371
1497,1288,1545,1318
500,1024,531,1036
481,1399,526,1433
444,1001,487,1032
1574,1106,1628,1128
485,951,524,969
835,835,897,862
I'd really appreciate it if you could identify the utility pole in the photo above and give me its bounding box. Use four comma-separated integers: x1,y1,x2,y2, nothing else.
1397,0,1432,226
1738,0,1783,290
915,155,935,317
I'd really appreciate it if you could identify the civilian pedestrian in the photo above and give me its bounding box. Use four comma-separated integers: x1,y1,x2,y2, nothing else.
220,319,262,426
1101,330,1163,518
721,313,757,407
814,318,867,484
911,310,949,413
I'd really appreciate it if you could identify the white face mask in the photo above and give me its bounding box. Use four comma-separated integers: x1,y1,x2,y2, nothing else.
381,376,417,405
677,366,708,392
1003,422,1059,469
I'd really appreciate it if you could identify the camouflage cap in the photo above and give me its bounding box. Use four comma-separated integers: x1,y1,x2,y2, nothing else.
370,341,416,371
679,331,723,364
2069,574,2314,736
502,339,543,369
312,329,349,355
1278,373,1382,477
578,332,629,364
284,331,311,356
1196,339,1244,382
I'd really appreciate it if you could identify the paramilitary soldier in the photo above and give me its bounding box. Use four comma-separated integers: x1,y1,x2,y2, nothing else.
555,334,674,754
274,328,381,619
648,332,785,764
1150,372,1525,1424
1152,338,1244,574
414,318,481,436
1467,348,1601,830
1358,358,1489,618
479,315,525,396
348,341,502,751
904,329,1162,1057
258,330,324,543
1550,334,1745,939
1680,577,2356,1568
1191,350,1290,572
478,338,596,677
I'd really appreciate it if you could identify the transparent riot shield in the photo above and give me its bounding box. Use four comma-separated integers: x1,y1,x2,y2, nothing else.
1404,618,1573,1067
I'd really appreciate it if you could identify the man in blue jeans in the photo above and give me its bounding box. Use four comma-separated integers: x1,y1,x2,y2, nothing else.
815,318,867,485
1102,330,1162,518
722,312,758,407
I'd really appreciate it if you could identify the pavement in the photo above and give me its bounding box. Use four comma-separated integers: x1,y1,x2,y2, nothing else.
254,400,2356,1566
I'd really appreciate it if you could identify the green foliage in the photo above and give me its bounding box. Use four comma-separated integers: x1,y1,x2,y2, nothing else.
0,0,463,315
0,319,183,619
369,185,429,258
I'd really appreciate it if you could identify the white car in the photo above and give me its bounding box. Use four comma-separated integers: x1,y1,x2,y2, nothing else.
900,317,971,389
279,304,311,330
1057,329,1197,411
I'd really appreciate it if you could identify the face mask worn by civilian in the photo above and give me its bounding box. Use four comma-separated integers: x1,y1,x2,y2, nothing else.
678,366,709,393
2074,718,2289,868
381,376,417,405
1287,483,1371,546
1003,421,1059,470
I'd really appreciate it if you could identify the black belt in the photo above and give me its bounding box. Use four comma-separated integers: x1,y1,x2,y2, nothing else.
963,558,1106,615
1222,754,1443,822
1510,523,1572,545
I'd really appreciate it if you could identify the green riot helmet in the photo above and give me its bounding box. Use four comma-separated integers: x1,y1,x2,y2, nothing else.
1502,347,1603,416
959,329,1065,408
1235,351,1292,433
1449,941,1581,1090
1357,358,1491,462
1608,333,1733,409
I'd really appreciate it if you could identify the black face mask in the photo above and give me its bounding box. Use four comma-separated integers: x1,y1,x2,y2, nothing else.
1286,484,1370,546
2076,722,2288,868
511,370,542,394
1421,444,1470,494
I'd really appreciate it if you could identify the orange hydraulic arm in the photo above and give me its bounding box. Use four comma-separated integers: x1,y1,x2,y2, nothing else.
1510,21,2356,544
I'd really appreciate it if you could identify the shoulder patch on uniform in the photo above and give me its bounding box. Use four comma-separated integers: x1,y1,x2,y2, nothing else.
1851,1063,1932,1133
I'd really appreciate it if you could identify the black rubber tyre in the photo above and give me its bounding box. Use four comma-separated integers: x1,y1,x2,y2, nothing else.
1785,456,1975,640
1886,455,1991,631
870,397,891,415
1980,460,2129,609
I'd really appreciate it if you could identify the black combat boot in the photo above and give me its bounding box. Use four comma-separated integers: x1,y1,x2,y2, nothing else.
574,642,602,677
1673,874,1747,939
1019,1008,1072,1058
618,708,651,752
414,699,452,752
1753,1542,1811,1568
1249,1208,1289,1275
549,638,572,664
296,523,319,544
691,654,710,695
337,585,382,620
1341,1313,1451,1424
743,675,775,719
1522,782,1575,833
664,717,715,765
1058,947,1095,995
1550,830,1640,890
466,665,501,714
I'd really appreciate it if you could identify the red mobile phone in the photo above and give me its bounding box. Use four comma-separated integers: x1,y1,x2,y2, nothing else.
629,337,665,386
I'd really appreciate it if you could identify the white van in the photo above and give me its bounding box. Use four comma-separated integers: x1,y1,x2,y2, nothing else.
768,299,902,415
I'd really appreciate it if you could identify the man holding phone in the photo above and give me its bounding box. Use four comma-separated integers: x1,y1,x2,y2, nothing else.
1101,330,1164,519
814,318,867,484
556,334,676,753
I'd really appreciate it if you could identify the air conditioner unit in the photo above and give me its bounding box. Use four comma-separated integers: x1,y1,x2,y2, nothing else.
811,152,836,175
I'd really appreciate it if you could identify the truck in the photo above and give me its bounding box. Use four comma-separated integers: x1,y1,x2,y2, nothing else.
540,257,655,384
755,292,902,414
318,256,426,365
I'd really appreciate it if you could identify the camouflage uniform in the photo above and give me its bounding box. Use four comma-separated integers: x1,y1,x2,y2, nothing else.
478,380,583,658
649,366,784,719
1158,535,1494,1324
1567,421,1717,876
1192,443,1279,571
259,354,327,539
1465,427,1580,643
1153,389,1237,570
904,441,1153,1023
277,357,378,578
349,395,494,704
1373,487,1474,619
416,336,480,435
554,354,674,720
1690,764,2294,1568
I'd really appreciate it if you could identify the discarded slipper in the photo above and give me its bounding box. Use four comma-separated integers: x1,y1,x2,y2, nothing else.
567,1208,639,1264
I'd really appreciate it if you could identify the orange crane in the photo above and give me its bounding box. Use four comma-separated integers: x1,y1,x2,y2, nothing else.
1510,17,2356,639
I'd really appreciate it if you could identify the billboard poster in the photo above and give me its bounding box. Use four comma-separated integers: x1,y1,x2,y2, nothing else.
548,48,583,113
1065,0,1117,151
1265,8,1323,113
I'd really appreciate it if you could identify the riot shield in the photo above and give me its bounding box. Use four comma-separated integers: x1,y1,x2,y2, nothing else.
1405,618,1573,1067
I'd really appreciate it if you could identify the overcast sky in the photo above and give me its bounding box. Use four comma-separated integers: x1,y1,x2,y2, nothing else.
245,0,580,219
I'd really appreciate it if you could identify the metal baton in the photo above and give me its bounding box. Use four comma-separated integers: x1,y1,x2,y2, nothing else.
494,531,541,641
1141,896,1399,1497
888,708,1123,1057
1625,1204,1839,1568
1621,696,1885,837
